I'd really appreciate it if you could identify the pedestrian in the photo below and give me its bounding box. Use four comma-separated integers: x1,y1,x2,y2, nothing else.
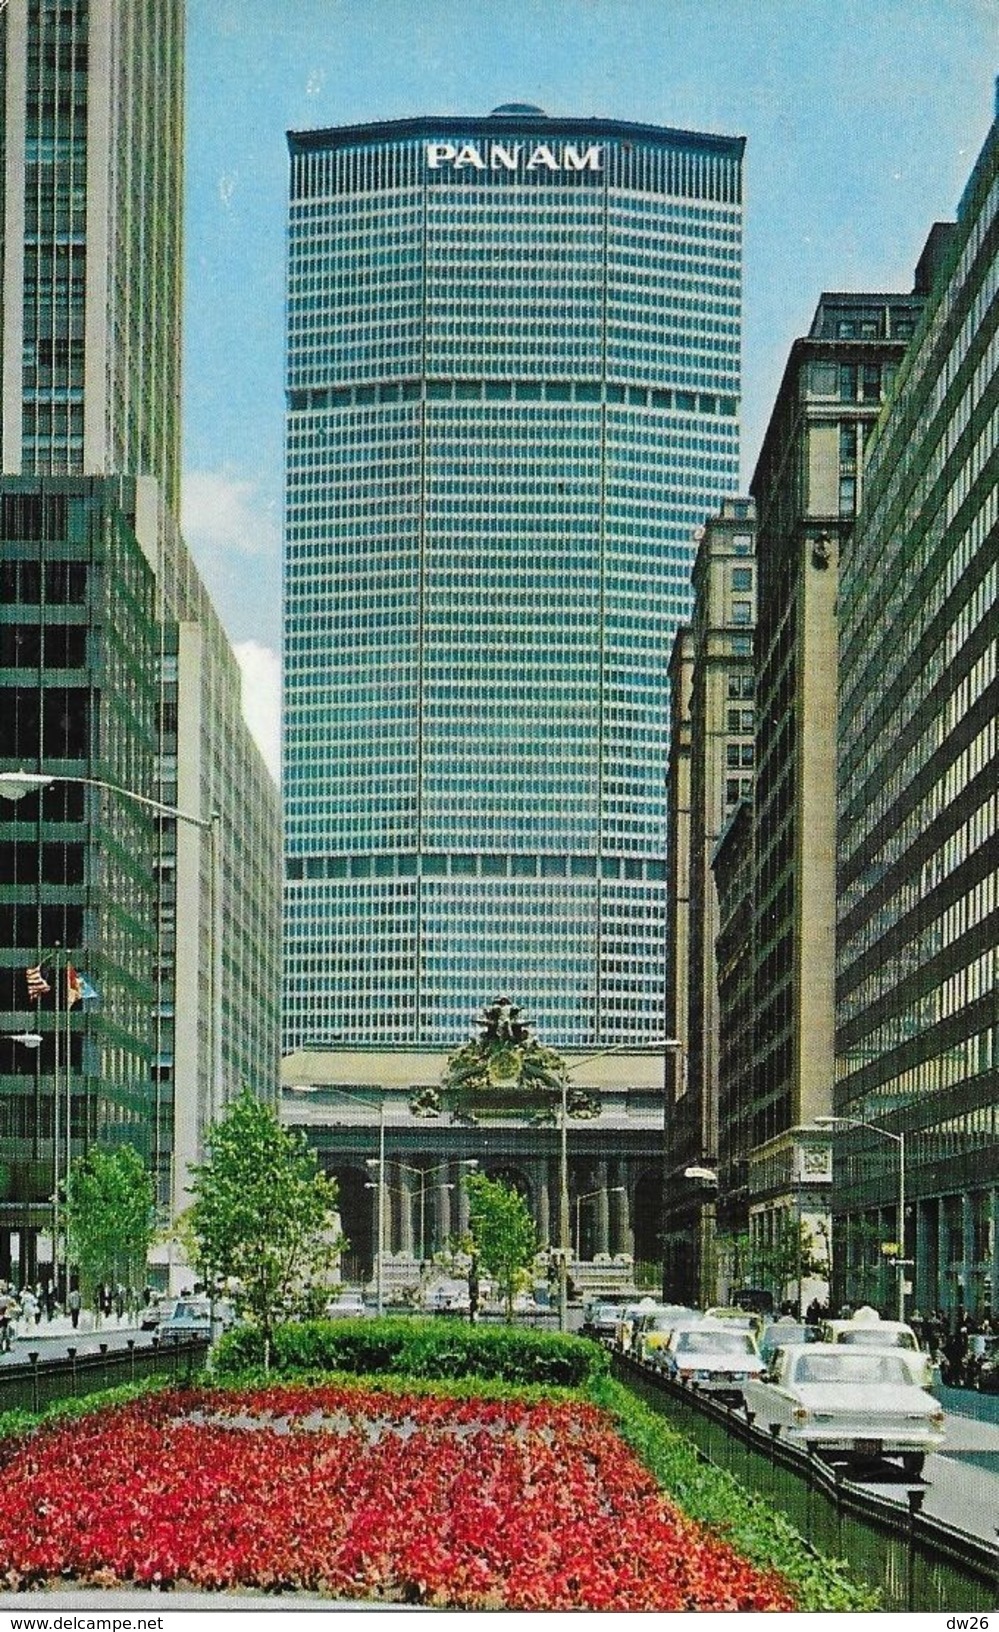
114,1284,125,1321
0,1287,14,1354
43,1282,55,1320
19,1287,37,1331
67,1286,82,1330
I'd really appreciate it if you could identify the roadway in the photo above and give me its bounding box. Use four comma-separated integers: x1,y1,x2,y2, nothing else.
845,1388,999,1545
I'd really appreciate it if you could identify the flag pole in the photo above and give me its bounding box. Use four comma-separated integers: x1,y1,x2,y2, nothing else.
52,948,61,1303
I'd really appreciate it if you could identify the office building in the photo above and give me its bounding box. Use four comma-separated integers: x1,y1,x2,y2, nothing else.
0,2,281,1286
746,283,925,1303
836,121,998,1315
283,106,744,1052
663,497,756,1304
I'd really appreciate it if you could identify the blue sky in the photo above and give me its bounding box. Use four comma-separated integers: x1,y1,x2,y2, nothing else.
180,0,999,774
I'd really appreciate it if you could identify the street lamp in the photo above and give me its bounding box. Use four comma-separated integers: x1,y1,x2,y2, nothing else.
573,1185,625,1261
815,1115,906,1320
556,1042,677,1333
366,1177,457,1263
367,1157,477,1280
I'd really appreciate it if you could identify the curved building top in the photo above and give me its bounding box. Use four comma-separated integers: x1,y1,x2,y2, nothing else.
288,108,745,162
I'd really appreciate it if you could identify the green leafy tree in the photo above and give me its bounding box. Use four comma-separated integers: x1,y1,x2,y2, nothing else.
187,1087,342,1360
63,1144,155,1305
465,1171,537,1321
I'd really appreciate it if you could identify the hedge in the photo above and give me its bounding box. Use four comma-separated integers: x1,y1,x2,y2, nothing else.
212,1315,608,1388
587,1374,880,1612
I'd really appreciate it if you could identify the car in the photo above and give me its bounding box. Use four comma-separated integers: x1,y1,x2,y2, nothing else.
820,1311,933,1387
424,1279,470,1314
614,1298,662,1353
634,1305,698,1365
582,1301,626,1343
705,1306,764,1339
158,1297,212,1339
744,1342,946,1476
325,1290,367,1318
658,1321,765,1401
759,1321,820,1367
140,1296,176,1331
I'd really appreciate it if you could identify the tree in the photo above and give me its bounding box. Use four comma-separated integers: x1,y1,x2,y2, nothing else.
63,1144,155,1304
187,1087,342,1360
465,1171,537,1321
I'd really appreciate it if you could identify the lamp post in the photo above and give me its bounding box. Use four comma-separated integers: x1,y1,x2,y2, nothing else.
367,1177,457,1264
367,1157,477,1279
816,1115,906,1320
573,1185,625,1261
555,1042,677,1333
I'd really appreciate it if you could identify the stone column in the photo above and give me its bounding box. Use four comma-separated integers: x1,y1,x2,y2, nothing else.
398,1167,414,1256
456,1175,471,1239
535,1160,551,1246
611,1163,633,1257
937,1204,949,1314
434,1180,453,1255
594,1160,610,1257
915,1200,930,1315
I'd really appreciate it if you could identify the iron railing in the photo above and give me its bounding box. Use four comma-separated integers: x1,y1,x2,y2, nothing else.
615,1353,999,1612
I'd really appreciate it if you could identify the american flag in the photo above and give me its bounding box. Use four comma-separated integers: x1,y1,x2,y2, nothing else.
26,965,50,1002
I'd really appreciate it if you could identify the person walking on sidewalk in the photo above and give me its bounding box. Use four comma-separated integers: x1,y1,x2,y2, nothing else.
67,1287,82,1330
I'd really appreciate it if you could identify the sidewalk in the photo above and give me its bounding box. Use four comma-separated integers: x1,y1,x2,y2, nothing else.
13,1310,144,1341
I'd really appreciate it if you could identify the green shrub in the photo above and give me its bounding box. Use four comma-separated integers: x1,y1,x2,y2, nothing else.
213,1316,607,1388
588,1375,879,1613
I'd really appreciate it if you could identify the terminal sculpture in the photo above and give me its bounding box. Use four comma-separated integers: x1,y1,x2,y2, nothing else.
409,997,600,1122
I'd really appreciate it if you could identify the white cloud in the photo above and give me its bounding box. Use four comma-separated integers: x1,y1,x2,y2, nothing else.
234,640,281,783
181,468,280,564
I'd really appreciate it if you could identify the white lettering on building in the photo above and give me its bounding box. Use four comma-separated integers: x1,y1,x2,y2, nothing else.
425,140,603,175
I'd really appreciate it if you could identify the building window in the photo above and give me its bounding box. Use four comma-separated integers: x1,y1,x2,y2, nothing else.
731,567,753,591
731,600,752,625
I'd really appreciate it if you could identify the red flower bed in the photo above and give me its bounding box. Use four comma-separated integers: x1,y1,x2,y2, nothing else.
0,1385,794,1609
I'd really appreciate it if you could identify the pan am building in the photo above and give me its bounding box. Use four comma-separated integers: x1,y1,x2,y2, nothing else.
283,107,743,1050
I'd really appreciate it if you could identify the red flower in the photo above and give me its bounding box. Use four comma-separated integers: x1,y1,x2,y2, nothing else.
0,1385,794,1610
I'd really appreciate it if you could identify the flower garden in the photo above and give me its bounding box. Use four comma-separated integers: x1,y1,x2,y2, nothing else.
0,1382,794,1609
0,1322,877,1610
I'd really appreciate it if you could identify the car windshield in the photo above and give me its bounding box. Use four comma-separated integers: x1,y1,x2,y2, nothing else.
763,1325,812,1346
794,1352,910,1386
837,1329,916,1350
676,1330,755,1355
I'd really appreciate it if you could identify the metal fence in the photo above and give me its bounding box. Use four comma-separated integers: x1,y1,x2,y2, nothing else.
0,1336,210,1417
615,1355,999,1612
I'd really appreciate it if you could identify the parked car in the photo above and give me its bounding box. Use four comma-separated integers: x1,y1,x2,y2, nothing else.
744,1342,946,1476
325,1290,367,1318
820,1311,933,1387
759,1321,820,1367
658,1321,765,1401
633,1306,698,1365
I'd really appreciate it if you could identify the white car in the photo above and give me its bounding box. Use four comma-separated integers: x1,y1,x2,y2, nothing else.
744,1342,946,1476
658,1321,765,1400
325,1290,367,1318
820,1312,934,1388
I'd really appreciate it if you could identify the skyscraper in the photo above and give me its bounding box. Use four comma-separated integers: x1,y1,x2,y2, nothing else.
283,106,744,1050
0,1,281,1288
836,120,998,1315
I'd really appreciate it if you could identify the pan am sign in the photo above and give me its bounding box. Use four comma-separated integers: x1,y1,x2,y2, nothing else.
425,141,603,175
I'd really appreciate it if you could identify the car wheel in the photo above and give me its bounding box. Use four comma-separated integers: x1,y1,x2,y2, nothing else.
901,1453,925,1478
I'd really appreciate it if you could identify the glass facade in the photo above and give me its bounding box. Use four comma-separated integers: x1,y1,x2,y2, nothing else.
836,123,999,1314
284,111,743,1049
